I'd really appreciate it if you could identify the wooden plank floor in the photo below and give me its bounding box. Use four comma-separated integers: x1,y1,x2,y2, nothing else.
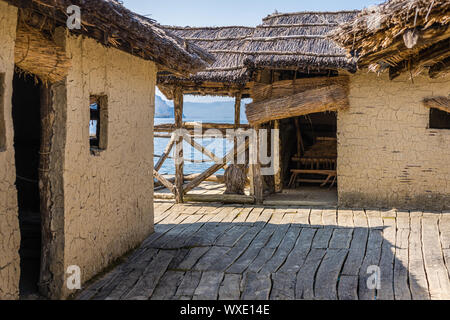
77,203,450,300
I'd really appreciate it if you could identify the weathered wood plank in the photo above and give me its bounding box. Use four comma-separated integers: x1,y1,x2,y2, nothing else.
241,272,272,300
329,228,353,249
337,209,354,228
315,249,349,300
260,226,301,274
322,208,337,227
422,215,450,300
408,212,430,300
312,228,333,249
366,210,383,229
394,223,412,300
270,272,296,300
309,209,323,227
219,274,242,300
338,275,358,300
211,223,266,272
278,228,316,274
292,208,311,225
358,229,383,300
227,224,277,274
246,224,290,273
123,250,176,300
98,248,159,300
341,228,369,276
150,271,185,300
176,247,211,271
193,246,231,271
175,271,202,299
352,209,368,228
295,249,326,299
377,211,396,300
216,225,250,247
193,272,224,300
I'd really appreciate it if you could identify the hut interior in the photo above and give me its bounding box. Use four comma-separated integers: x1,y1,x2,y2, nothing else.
12,72,42,297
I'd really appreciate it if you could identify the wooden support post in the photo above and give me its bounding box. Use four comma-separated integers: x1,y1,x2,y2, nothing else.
251,125,264,204
174,87,184,203
274,120,282,193
234,92,242,163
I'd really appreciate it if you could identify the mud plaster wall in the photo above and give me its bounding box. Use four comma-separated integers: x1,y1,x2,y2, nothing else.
338,71,450,211
61,35,155,298
0,2,20,300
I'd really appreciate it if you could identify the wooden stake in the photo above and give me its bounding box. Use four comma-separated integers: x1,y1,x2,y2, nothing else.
174,87,184,203
274,120,282,193
251,125,264,204
155,132,176,172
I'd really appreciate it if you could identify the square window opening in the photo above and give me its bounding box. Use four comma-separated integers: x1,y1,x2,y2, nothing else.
89,95,108,152
429,108,450,130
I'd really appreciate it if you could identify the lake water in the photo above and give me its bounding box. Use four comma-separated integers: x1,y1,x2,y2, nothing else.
154,118,248,175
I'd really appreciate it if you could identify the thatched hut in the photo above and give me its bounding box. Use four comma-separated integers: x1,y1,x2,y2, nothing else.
156,2,450,212
0,0,212,299
155,11,359,205
328,0,450,210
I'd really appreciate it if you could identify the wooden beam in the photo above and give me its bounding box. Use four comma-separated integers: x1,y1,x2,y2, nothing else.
184,194,255,204
183,138,249,194
155,132,176,171
246,84,349,126
154,122,251,132
389,38,450,80
361,24,450,66
423,96,450,113
429,57,450,79
234,93,242,127
274,120,282,193
174,87,184,203
251,125,264,204
154,193,176,200
234,92,242,162
154,174,225,189
182,133,221,163
153,169,176,194
294,117,304,157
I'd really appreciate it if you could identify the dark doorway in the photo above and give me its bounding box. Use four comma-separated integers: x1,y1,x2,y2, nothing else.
12,72,42,298
265,112,338,206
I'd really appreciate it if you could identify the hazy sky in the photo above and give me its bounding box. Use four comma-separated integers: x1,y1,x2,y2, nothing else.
121,0,381,102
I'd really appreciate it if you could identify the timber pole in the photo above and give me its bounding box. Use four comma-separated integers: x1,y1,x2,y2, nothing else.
251,125,264,204
174,87,184,203
234,92,242,163
274,120,282,193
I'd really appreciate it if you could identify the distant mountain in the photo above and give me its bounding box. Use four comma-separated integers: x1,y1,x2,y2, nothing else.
154,95,248,123
155,95,174,118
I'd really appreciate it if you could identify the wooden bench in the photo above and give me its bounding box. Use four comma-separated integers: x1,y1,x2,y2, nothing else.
288,169,337,189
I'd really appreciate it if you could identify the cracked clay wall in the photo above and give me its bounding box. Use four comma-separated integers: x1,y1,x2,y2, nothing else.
338,71,450,211
0,2,20,300
61,35,155,298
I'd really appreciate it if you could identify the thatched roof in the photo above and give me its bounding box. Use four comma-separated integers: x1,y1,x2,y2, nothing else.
161,26,255,84
4,0,214,77
158,11,358,95
331,0,450,78
247,11,359,72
